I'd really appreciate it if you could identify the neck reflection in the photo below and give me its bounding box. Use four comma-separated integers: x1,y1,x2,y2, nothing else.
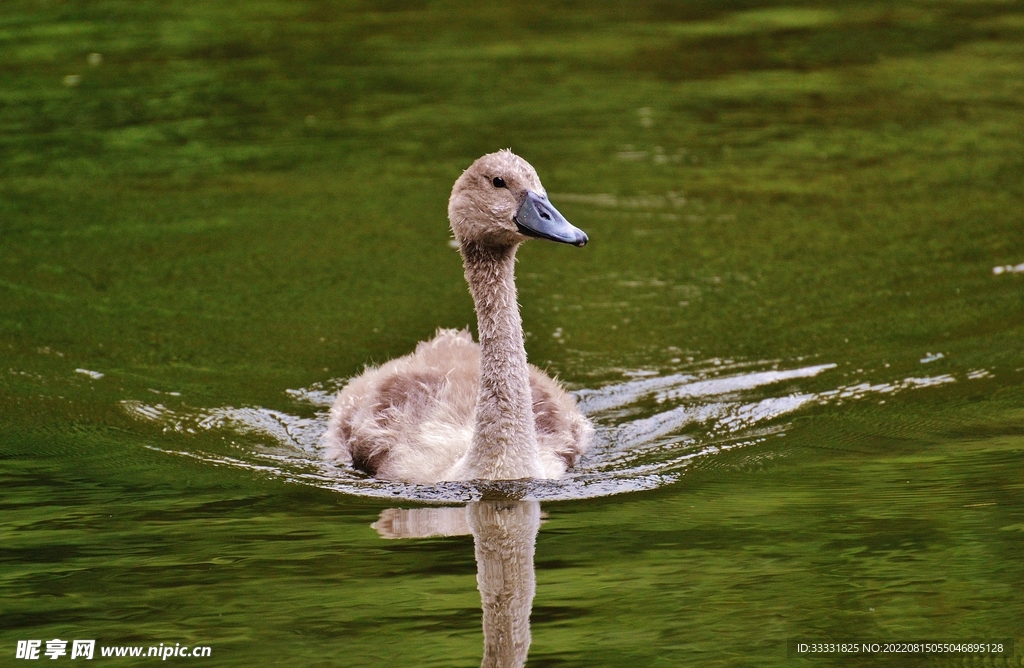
373,501,541,668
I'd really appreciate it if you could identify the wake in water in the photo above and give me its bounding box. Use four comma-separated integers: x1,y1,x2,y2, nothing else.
123,358,984,502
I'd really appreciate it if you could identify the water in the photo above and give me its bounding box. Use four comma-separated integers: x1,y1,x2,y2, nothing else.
3,1,1024,666
122,359,979,504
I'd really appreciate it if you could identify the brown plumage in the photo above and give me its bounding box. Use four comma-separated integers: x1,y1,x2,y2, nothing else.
323,151,592,482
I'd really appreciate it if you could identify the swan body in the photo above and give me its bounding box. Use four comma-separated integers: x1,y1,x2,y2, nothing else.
324,150,592,482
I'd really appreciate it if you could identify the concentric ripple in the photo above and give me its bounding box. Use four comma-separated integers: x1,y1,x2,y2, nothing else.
123,359,980,502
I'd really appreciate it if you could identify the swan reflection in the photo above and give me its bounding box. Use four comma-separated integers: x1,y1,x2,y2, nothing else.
373,501,540,668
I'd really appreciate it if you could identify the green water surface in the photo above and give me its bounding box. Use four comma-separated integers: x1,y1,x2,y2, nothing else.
2,1,1024,666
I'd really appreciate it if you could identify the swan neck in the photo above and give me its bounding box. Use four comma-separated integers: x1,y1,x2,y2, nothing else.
460,241,540,479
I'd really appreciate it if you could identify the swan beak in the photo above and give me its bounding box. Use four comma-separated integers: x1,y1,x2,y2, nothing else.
514,191,589,247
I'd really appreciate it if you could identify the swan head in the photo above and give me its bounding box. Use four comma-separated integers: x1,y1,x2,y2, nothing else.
449,150,588,248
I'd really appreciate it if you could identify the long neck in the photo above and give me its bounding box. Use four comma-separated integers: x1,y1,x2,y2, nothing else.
460,241,541,480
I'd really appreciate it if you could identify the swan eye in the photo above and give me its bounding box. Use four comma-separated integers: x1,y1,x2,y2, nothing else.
492,177,507,189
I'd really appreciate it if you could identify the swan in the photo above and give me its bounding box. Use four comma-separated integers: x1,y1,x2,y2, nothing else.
323,150,593,482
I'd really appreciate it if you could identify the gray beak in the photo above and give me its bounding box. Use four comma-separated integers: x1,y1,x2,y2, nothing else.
514,191,588,247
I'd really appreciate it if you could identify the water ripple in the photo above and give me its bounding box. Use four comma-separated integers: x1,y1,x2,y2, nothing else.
123,360,970,502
